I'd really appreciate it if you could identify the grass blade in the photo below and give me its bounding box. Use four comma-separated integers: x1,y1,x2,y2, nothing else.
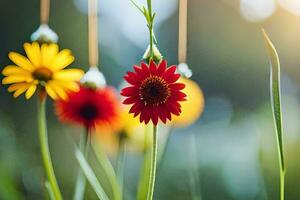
75,149,109,200
262,29,285,200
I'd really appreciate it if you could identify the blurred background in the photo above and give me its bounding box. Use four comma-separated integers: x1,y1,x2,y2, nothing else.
1,0,300,199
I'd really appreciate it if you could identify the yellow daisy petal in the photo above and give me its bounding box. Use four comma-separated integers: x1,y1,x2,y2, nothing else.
2,75,33,84
25,84,37,99
47,81,67,100
8,52,35,71
2,65,31,76
50,49,74,71
53,69,84,81
55,80,80,91
41,43,58,68
13,84,31,98
24,42,41,67
45,84,58,99
8,83,31,92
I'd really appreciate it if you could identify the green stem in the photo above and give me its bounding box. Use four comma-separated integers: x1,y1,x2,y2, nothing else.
146,125,158,200
73,129,90,200
147,0,154,59
37,96,62,200
280,170,285,200
93,143,121,200
116,138,126,199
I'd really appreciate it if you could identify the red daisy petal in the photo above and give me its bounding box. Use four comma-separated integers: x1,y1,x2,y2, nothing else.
169,83,185,90
156,60,167,76
151,106,159,125
170,91,187,101
123,97,139,105
149,60,157,74
157,105,167,123
120,86,138,97
166,74,180,84
124,72,140,85
134,65,147,79
141,62,151,76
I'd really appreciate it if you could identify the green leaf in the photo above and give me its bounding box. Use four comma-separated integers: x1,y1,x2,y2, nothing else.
45,181,55,200
75,149,109,200
129,0,144,14
262,29,285,173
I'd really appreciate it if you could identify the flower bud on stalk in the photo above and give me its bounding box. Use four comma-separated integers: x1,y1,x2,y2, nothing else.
31,24,58,43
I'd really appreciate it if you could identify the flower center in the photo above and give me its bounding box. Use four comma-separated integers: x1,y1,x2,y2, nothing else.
33,67,53,82
140,76,170,106
78,104,98,121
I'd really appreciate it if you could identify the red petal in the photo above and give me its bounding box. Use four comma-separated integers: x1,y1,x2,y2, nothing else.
149,60,157,74
141,62,150,76
129,102,142,113
163,65,176,78
120,86,139,97
123,97,139,105
161,105,172,120
124,72,140,85
165,102,181,116
156,60,167,76
157,106,167,123
151,106,159,125
169,83,185,90
144,106,152,124
171,91,187,100
167,74,180,83
134,65,147,79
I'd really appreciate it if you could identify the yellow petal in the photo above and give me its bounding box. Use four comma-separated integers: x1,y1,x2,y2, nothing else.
8,83,31,92
45,84,58,99
41,43,59,68
53,69,84,81
47,81,67,100
2,75,34,84
8,52,35,71
55,80,80,91
13,84,31,98
25,84,37,99
24,42,41,67
50,49,74,71
2,65,31,76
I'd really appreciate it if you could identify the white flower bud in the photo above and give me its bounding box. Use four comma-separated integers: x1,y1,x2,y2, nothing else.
178,63,192,78
31,24,58,43
142,44,163,62
80,66,106,88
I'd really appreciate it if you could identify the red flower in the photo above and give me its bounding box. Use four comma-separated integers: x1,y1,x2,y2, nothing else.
55,85,121,131
121,60,186,125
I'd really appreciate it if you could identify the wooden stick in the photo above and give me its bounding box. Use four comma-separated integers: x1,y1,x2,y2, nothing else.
88,0,99,67
178,0,188,63
40,0,50,24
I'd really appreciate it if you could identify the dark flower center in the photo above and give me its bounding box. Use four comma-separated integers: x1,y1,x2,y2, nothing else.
140,75,170,106
33,67,53,82
78,104,98,121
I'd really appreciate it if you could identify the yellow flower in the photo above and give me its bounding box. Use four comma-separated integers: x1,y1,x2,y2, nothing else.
172,77,205,127
2,42,84,100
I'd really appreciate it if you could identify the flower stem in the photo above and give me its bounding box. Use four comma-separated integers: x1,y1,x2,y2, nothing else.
37,95,62,200
73,129,90,200
146,125,158,200
147,0,154,59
